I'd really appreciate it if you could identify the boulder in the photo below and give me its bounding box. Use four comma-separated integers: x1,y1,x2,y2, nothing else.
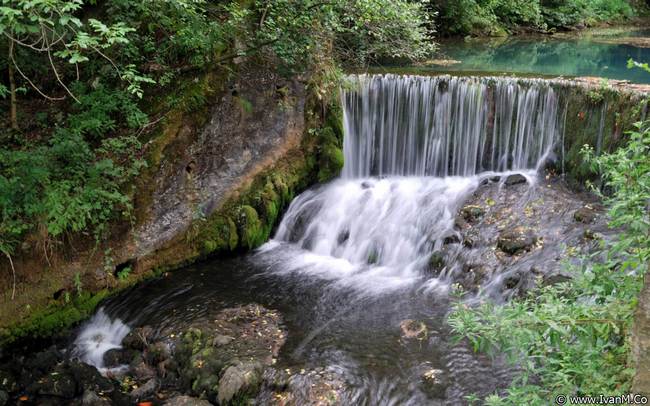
122,326,154,351
103,348,138,368
504,174,527,186
130,378,158,401
497,228,537,255
68,362,114,394
217,361,263,404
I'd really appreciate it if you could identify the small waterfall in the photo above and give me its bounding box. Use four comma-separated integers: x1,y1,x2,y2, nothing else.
72,308,130,373
262,74,563,294
342,74,562,178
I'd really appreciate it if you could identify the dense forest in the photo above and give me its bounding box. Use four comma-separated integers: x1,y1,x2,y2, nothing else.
434,0,648,35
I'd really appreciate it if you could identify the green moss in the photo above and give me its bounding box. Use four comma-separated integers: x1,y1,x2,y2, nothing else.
236,205,265,249
199,215,239,255
318,143,344,183
0,290,110,347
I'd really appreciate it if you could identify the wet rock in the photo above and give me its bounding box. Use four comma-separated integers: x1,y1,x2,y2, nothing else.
25,348,61,375
460,205,485,223
421,368,446,397
172,304,286,402
217,361,263,404
69,362,114,394
497,228,537,255
259,367,346,406
0,390,7,406
82,389,111,406
122,326,154,351
503,273,523,291
428,251,445,273
163,395,212,406
337,229,350,245
0,369,17,393
130,378,158,401
443,234,460,245
574,206,597,223
504,174,527,186
145,341,171,365
212,334,235,347
400,319,427,340
131,358,156,382
104,348,138,368
36,369,77,399
542,273,573,287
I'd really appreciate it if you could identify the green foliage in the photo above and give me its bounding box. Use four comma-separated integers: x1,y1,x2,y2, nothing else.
448,123,650,403
435,0,636,35
0,85,146,252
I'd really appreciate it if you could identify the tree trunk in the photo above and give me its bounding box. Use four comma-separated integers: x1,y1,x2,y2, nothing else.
8,42,18,130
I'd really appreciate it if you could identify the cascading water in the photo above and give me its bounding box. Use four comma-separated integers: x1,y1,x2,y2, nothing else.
260,74,563,294
341,74,562,178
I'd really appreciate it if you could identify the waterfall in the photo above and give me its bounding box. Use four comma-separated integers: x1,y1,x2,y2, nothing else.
261,74,562,294
341,74,562,178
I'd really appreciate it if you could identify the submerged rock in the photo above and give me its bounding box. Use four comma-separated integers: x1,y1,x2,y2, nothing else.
421,367,446,398
400,319,428,340
497,228,537,255
460,205,485,223
428,251,446,273
573,206,598,223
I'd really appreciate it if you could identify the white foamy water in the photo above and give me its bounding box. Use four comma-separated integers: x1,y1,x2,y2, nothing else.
259,175,482,294
72,308,130,373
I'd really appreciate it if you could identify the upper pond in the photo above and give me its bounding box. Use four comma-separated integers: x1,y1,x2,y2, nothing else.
404,27,650,84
